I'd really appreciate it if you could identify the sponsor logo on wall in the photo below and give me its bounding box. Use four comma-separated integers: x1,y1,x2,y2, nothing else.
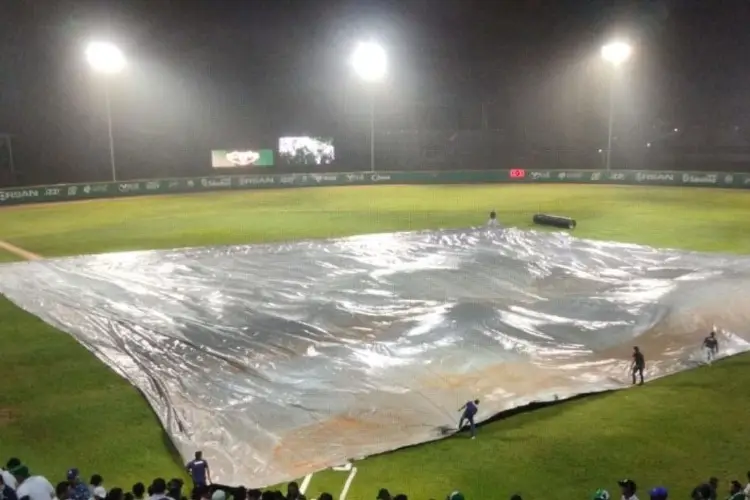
0,189,40,202
310,174,338,183
119,183,141,193
635,172,675,182
201,177,232,188
681,173,717,184
83,184,109,194
345,174,366,182
528,171,551,180
238,176,275,186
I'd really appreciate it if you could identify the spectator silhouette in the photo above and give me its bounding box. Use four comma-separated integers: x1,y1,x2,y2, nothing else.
285,483,305,500
133,483,146,500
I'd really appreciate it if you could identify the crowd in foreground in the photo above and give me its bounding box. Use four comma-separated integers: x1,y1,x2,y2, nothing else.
2,452,750,500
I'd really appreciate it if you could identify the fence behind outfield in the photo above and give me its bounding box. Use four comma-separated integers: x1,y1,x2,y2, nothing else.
0,169,748,207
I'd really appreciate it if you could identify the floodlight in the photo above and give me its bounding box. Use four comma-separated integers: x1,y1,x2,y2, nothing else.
601,41,632,66
86,42,126,74
351,42,387,82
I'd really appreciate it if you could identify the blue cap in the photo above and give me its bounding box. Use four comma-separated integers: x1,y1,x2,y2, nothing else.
67,468,79,480
650,486,668,499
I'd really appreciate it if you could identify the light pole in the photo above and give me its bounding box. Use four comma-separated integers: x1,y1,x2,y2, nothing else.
600,41,632,171
351,41,387,172
0,134,14,179
85,41,126,182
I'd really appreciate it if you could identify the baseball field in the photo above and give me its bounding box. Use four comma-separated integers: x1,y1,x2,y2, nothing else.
1,184,750,499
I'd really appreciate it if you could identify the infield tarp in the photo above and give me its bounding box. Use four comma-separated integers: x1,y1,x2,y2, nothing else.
1,228,750,486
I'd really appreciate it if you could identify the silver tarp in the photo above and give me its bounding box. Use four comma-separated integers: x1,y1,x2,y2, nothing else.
1,227,750,487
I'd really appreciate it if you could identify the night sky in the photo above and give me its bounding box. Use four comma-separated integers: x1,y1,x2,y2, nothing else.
1,0,749,183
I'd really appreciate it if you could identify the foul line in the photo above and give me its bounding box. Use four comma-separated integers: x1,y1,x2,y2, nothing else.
0,240,41,261
339,467,358,500
300,473,314,495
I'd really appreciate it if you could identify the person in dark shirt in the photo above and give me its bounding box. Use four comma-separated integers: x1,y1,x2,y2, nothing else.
618,479,638,500
457,399,480,439
285,482,305,500
132,483,146,500
56,481,71,500
728,480,745,500
708,477,718,500
67,468,90,500
649,486,668,500
167,479,184,500
631,346,645,385
106,488,124,500
186,452,211,489
376,488,392,500
691,484,712,500
703,331,719,364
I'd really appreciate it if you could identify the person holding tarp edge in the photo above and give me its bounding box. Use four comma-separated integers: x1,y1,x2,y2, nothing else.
186,451,211,489
457,399,480,439
487,211,500,227
703,330,719,365
631,346,645,386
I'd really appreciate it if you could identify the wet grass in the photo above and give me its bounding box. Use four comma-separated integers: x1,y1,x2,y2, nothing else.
0,249,20,263
1,185,750,256
1,184,750,498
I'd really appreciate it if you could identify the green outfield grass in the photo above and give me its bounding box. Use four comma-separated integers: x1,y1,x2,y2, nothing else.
1,184,750,499
0,249,20,262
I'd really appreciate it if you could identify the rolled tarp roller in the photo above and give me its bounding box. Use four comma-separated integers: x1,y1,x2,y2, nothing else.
533,213,576,229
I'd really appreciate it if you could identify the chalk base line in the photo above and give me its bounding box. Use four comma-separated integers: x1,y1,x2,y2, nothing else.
0,240,41,261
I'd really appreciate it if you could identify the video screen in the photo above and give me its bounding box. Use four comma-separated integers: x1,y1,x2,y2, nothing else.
211,149,274,168
278,137,335,165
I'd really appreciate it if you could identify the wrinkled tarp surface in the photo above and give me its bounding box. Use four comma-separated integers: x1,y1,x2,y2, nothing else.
1,228,750,487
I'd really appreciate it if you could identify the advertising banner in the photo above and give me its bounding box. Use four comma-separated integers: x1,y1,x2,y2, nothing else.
211,149,274,168
3,170,750,207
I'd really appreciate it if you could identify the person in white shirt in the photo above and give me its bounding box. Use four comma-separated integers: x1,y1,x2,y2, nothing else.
742,470,750,498
3,459,21,491
618,479,639,500
89,474,106,499
487,210,500,227
0,469,17,490
13,466,55,500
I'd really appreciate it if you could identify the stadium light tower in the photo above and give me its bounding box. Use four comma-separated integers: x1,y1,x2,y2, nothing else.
351,41,387,172
86,41,126,181
601,41,632,171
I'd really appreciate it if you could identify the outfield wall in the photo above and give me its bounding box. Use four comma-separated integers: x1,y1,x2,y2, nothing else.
1,169,748,206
